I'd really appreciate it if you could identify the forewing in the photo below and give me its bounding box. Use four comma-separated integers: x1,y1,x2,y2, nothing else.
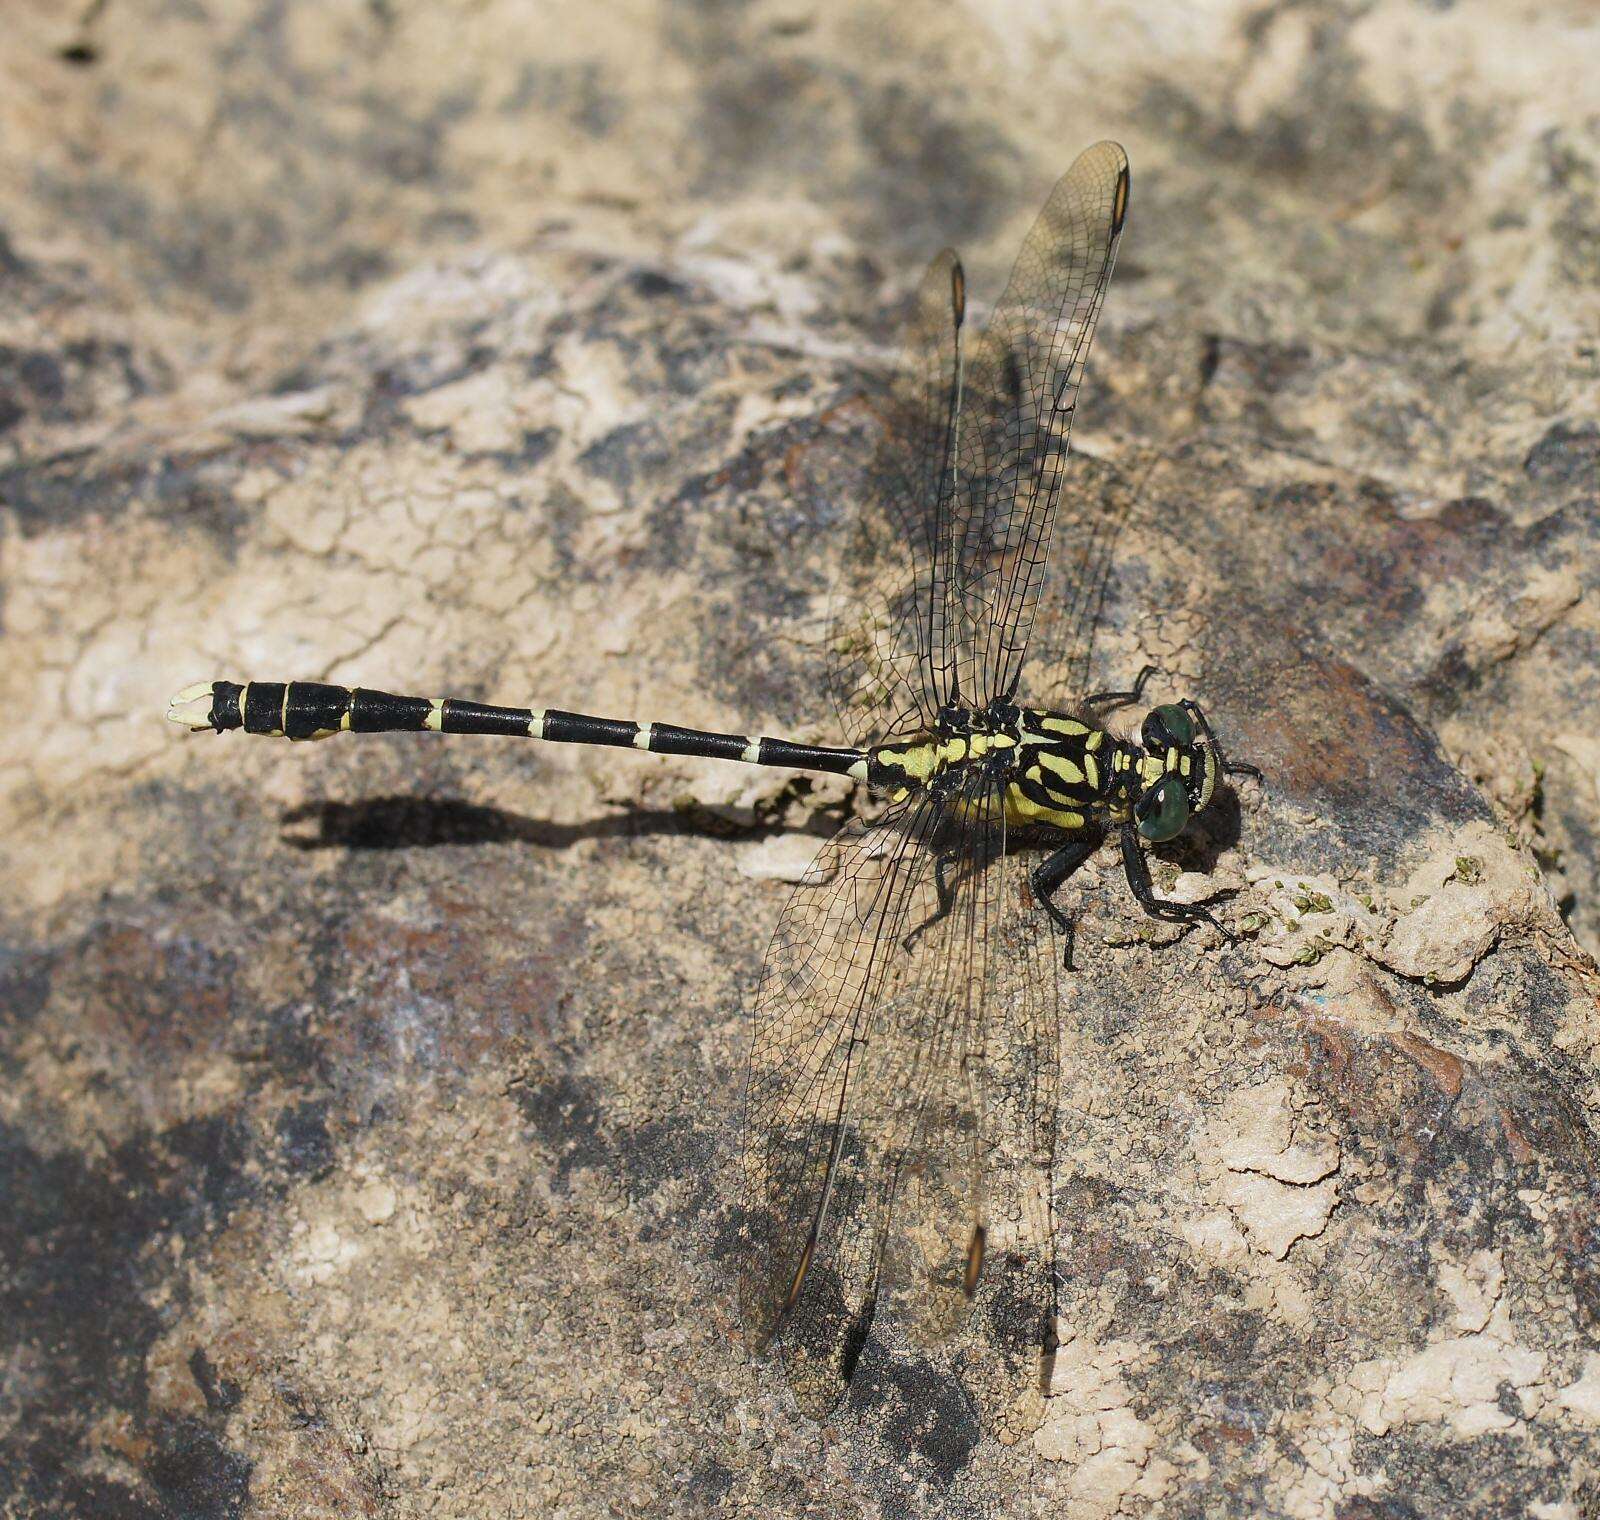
1022,446,1162,710
950,140,1129,709
825,250,964,747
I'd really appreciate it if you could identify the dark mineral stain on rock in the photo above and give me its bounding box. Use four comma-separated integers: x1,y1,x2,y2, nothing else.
578,419,675,511
670,6,1018,254
629,268,690,301
1139,22,1456,212
142,1418,252,1520
0,345,66,430
1203,618,1488,875
2,1126,159,1484
160,1114,259,1229
621,1112,719,1204
848,1341,981,1486
685,1457,736,1504
501,60,621,138
1336,1497,1426,1520
1524,419,1600,492
517,424,560,467
189,1347,243,1415
513,1070,612,1187
0,1121,254,1517
0,942,52,1034
276,1099,336,1179
0,451,249,544
294,242,394,290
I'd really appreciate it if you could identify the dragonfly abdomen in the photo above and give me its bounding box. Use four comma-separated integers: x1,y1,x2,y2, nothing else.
167,680,871,779
171,681,524,741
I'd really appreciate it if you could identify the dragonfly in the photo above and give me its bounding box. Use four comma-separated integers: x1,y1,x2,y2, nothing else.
166,140,1257,1430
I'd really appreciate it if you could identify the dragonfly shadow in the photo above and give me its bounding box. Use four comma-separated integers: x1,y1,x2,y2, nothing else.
1144,779,1251,882
1189,780,1250,865
283,796,708,853
279,795,842,853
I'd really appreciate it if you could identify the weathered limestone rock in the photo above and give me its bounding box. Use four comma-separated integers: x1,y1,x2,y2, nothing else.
4,2,1599,1516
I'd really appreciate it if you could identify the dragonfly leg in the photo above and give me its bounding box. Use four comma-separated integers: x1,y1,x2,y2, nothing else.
1083,664,1158,713
1030,836,1099,969
1118,826,1234,941
902,849,963,950
1178,698,1265,784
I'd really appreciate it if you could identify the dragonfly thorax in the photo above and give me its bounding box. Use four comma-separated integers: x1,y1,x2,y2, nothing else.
866,701,1128,833
865,696,1223,839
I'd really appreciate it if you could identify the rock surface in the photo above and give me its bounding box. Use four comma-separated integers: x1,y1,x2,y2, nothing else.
4,2,1600,1517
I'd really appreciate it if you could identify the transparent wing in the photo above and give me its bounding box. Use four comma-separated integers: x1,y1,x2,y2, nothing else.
950,139,1129,710
740,793,942,1411
824,143,1129,744
740,777,1010,1416
825,250,965,748
957,864,1063,1445
876,771,1005,1348
1021,446,1162,710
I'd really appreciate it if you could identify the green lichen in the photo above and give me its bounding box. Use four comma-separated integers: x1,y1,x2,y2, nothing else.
1291,935,1332,967
1292,886,1334,916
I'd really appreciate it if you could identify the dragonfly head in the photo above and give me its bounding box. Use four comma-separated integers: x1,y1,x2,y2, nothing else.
1131,700,1220,843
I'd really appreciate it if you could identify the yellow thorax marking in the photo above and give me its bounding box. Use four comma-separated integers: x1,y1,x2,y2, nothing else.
1037,751,1085,786
951,791,1005,823
1034,715,1089,737
891,743,939,780
1004,786,1084,830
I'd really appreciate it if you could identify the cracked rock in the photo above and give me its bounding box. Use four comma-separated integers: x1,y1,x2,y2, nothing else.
5,3,1600,1518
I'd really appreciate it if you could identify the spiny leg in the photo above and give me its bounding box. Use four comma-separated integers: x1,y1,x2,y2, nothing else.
1083,663,1158,714
1029,835,1100,970
903,848,963,950
1118,825,1234,941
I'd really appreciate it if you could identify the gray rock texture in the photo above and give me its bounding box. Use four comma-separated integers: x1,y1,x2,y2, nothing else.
3,2,1599,1517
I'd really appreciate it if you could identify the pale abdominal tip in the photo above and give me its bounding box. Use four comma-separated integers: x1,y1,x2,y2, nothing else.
166,682,218,730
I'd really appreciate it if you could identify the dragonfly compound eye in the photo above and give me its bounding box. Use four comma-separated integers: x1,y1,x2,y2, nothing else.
1141,702,1194,752
1135,774,1191,842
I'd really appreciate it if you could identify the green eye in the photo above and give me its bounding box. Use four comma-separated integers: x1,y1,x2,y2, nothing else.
1158,703,1194,744
1142,702,1194,750
1136,775,1190,842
